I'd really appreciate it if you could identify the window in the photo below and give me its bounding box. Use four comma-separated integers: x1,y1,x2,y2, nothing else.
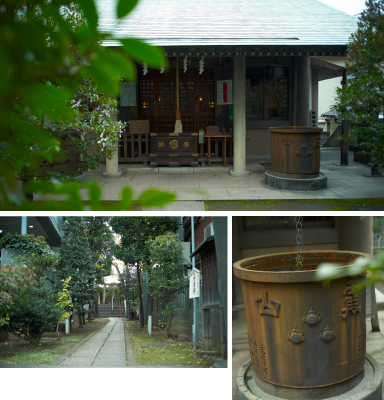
246,67,288,119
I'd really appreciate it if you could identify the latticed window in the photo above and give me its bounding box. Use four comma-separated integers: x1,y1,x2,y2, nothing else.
246,67,288,119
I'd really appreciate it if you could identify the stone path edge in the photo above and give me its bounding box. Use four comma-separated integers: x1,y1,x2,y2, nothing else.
124,321,136,366
51,320,109,366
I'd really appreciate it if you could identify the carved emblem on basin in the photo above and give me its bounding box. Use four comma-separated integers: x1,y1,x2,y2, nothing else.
288,326,305,344
319,324,336,342
303,306,321,325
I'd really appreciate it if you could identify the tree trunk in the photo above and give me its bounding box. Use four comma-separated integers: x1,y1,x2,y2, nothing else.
82,314,86,326
137,266,144,327
94,293,99,317
163,310,175,339
78,312,83,328
88,296,92,322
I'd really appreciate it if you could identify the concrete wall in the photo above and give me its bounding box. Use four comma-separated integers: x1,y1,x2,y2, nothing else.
245,129,271,158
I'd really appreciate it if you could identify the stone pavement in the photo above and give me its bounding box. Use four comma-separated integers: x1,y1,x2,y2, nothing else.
56,317,136,367
31,149,384,206
80,149,383,204
232,303,384,400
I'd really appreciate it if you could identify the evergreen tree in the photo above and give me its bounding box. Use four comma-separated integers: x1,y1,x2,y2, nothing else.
117,266,138,314
84,217,114,285
58,217,95,328
147,232,187,338
110,217,180,327
333,0,384,172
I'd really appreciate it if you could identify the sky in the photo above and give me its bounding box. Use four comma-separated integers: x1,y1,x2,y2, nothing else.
317,0,367,15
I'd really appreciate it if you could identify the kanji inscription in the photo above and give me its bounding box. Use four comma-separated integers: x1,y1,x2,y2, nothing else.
183,141,190,148
158,141,165,148
254,290,280,317
341,279,361,319
260,342,267,373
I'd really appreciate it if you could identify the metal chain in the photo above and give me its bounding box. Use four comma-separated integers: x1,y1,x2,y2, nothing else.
293,57,297,127
176,57,180,108
295,216,303,270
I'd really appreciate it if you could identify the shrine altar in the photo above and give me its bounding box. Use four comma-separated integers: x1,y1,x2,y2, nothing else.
149,132,199,167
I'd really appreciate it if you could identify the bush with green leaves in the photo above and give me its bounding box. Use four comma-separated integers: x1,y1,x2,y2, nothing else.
2,257,70,344
0,0,173,210
0,232,51,256
5,283,63,345
147,232,187,338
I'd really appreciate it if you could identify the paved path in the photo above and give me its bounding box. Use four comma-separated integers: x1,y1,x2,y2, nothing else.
57,318,136,367
34,149,384,205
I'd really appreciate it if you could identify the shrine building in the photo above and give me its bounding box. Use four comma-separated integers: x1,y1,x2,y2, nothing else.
96,0,357,176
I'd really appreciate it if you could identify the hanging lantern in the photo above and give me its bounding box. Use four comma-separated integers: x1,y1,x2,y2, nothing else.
268,60,286,80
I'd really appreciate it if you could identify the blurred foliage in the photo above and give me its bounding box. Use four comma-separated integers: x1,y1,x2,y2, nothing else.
315,217,384,292
0,0,171,210
332,0,384,172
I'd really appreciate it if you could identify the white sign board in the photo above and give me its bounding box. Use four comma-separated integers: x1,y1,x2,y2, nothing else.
189,269,201,299
217,80,233,105
120,82,136,106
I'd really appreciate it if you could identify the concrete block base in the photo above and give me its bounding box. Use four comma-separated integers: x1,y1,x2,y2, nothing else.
230,169,250,177
237,356,382,400
265,170,327,191
102,171,122,179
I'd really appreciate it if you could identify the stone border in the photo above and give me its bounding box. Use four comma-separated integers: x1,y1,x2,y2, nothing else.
124,321,136,366
265,170,327,191
51,319,110,366
237,356,382,400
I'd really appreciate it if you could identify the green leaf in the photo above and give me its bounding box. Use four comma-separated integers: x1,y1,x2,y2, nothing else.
139,189,175,207
77,0,99,28
120,38,168,69
120,186,133,209
116,0,139,19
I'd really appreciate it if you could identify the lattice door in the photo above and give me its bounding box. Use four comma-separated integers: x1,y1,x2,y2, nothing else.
138,71,155,131
179,69,196,132
138,68,214,133
158,70,175,132
198,69,215,131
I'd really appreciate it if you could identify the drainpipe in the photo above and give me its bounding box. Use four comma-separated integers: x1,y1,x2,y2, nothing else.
21,216,27,235
191,217,199,347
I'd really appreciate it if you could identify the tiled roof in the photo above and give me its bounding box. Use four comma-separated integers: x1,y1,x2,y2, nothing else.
96,0,358,47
